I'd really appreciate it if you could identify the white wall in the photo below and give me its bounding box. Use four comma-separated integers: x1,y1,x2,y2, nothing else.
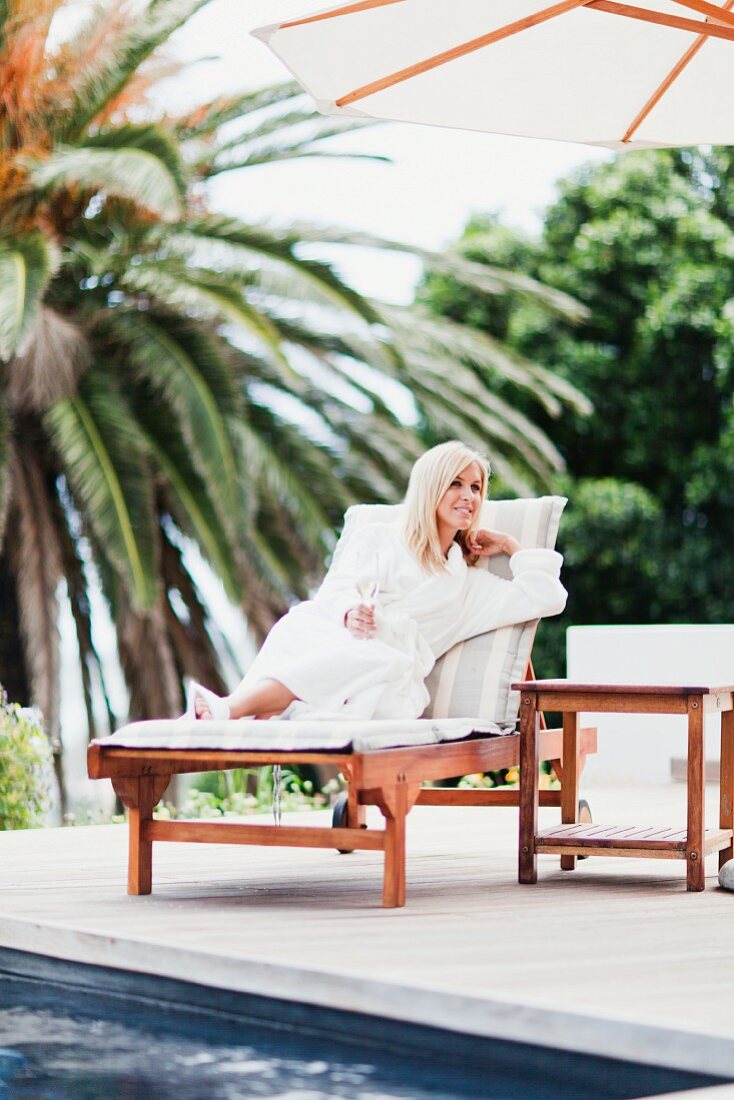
566,625,734,785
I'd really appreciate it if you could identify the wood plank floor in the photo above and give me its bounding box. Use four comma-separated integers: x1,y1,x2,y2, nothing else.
2,783,734,1084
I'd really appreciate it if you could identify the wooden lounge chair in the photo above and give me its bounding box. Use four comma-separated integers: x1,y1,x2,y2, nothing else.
87,496,598,908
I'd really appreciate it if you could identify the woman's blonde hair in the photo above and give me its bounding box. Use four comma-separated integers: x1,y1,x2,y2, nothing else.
402,441,489,573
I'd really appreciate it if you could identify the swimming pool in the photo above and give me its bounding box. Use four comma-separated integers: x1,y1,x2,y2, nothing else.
0,948,728,1099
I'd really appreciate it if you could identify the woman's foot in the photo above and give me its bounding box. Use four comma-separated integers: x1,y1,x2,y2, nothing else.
184,680,230,720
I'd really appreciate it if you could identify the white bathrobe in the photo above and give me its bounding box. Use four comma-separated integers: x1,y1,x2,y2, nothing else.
239,521,567,720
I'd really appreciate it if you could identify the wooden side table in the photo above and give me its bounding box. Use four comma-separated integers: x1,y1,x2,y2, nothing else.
516,681,734,891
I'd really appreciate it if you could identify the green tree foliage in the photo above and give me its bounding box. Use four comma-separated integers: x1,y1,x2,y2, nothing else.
422,152,734,674
0,0,587,766
0,693,53,829
530,478,664,676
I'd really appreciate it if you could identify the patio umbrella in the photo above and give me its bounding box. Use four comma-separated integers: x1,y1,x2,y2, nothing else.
253,0,734,150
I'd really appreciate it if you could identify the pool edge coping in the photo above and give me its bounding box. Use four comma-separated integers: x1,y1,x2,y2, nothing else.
0,913,732,1080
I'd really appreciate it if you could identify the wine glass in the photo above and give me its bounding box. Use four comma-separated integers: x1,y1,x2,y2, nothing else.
356,551,380,610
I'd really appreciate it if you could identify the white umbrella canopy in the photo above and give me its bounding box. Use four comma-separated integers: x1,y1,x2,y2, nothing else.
253,0,734,150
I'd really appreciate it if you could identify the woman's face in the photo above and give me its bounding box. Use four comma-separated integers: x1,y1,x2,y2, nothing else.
435,461,483,537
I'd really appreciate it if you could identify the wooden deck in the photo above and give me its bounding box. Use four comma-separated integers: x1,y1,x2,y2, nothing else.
2,783,734,1088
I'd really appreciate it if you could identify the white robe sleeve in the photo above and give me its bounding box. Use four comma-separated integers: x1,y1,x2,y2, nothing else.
453,548,567,646
311,526,385,626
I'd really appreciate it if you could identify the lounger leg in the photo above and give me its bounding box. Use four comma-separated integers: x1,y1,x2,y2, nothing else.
112,775,170,895
347,776,367,830
686,697,706,892
560,713,580,871
720,710,734,871
519,693,540,884
375,777,411,908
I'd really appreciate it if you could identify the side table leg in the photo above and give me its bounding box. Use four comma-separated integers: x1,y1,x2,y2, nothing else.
519,693,540,884
686,695,706,892
720,709,734,870
560,712,580,871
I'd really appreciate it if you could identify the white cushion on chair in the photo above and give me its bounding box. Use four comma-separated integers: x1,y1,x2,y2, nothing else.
98,715,505,753
332,496,566,726
425,496,566,724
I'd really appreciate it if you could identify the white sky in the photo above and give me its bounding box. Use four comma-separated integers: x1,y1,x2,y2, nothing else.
162,0,611,301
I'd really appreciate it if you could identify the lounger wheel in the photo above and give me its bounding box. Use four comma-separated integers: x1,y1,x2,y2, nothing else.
332,792,355,854
578,798,592,860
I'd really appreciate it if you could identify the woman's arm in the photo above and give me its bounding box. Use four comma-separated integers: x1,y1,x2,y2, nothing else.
465,528,521,559
453,547,567,646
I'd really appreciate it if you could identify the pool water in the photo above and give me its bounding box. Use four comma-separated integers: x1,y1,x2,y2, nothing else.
0,951,728,1100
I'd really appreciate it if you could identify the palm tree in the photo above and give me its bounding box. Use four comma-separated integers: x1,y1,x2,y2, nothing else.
0,0,589,794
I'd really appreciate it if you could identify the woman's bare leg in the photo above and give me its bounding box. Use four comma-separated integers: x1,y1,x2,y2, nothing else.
195,678,297,720
227,678,297,718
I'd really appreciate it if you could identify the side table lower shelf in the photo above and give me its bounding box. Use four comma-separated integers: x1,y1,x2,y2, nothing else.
536,824,733,861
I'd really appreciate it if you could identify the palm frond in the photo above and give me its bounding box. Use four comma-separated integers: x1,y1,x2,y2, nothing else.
119,261,293,370
233,420,334,552
0,0,66,145
269,314,401,383
60,0,211,141
173,82,306,139
0,0,8,53
215,108,352,152
410,361,560,483
376,301,588,418
25,145,183,220
243,362,412,504
54,503,118,740
524,362,594,416
170,216,381,325
242,397,354,516
401,395,536,497
160,526,227,692
0,233,57,361
113,581,182,720
84,123,189,199
102,311,242,519
286,221,588,321
139,412,244,603
45,374,158,609
202,118,383,176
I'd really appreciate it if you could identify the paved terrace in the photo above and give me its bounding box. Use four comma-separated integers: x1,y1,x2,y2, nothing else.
1,783,734,1090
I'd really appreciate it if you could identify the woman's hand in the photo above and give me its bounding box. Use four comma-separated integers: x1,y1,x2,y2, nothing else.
345,602,377,639
466,528,521,558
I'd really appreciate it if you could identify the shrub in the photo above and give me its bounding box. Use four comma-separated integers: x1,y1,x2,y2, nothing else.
0,692,54,829
180,766,330,818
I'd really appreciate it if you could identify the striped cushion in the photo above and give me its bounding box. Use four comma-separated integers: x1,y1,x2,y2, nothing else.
334,497,566,725
424,496,566,724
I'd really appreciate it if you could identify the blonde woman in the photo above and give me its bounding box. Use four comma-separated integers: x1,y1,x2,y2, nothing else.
189,441,566,721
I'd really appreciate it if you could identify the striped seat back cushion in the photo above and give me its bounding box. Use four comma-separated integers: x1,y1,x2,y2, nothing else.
333,496,566,725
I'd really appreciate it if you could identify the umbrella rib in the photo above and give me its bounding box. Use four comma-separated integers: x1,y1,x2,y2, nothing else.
621,0,734,142
668,0,734,26
334,0,591,109
280,0,405,31
587,0,734,42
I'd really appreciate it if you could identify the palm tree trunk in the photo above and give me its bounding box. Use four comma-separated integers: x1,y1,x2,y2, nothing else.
0,553,66,815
